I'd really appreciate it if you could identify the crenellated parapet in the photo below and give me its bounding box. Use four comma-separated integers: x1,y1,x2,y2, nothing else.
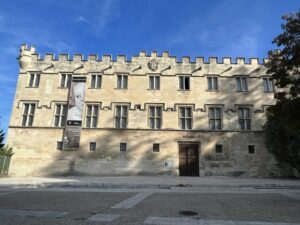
19,44,269,76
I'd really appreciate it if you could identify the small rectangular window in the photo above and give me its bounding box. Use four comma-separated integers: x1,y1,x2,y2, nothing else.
236,77,248,92
153,143,160,152
263,78,274,92
179,107,192,130
179,76,190,90
60,74,72,88
91,75,102,89
22,103,36,126
28,73,40,88
120,143,127,151
117,75,128,89
86,105,99,128
215,144,223,153
248,145,255,154
57,141,63,150
90,142,96,151
149,76,160,90
207,77,218,91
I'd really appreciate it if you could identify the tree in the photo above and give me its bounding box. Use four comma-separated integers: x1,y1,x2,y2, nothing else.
265,10,300,173
0,129,4,149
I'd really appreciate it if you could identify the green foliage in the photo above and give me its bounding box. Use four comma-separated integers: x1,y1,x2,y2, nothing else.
265,10,300,173
0,145,14,156
266,10,300,100
0,130,14,156
0,130,4,149
264,100,300,172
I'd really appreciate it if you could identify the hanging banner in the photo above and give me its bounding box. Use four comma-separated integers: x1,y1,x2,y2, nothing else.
63,76,86,150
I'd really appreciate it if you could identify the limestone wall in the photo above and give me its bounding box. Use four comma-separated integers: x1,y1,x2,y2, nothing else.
6,44,288,177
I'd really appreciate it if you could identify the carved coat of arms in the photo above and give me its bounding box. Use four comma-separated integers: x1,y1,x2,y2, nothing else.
148,59,158,71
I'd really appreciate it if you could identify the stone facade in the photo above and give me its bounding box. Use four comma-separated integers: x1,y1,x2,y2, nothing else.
7,44,291,177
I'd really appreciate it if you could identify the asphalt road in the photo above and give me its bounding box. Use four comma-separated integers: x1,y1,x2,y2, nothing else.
0,188,299,225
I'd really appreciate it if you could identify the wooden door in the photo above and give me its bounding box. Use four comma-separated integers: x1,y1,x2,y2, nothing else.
179,143,199,176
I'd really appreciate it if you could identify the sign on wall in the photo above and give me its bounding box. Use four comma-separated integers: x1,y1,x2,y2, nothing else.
63,76,86,150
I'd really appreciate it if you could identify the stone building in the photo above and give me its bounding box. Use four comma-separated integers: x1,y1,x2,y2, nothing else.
7,44,290,177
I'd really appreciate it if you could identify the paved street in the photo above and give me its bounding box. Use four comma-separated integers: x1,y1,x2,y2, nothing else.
0,184,299,225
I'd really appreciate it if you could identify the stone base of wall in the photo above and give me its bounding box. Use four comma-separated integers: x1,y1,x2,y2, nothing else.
7,128,293,177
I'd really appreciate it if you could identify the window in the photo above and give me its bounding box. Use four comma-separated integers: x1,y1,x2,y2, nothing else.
90,142,96,151
207,77,218,91
248,145,255,154
56,141,63,150
215,144,223,153
179,76,190,90
28,73,40,87
179,107,192,130
91,75,102,89
149,76,160,90
117,75,128,89
115,105,128,128
263,78,274,92
208,107,222,130
22,103,36,126
153,143,160,152
60,74,72,88
236,77,248,91
149,106,162,129
54,104,67,127
120,143,127,151
238,107,251,130
86,105,99,128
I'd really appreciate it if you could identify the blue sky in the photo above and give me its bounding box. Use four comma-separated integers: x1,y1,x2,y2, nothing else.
0,0,299,138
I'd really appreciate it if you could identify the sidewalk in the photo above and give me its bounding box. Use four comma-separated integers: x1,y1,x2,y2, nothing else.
0,176,300,189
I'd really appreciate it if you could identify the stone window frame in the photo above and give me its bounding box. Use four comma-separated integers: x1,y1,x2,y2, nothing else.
208,106,223,130
235,76,248,92
90,74,102,89
178,75,191,91
237,106,252,130
85,104,100,128
148,105,163,129
178,106,193,130
116,74,128,89
56,141,63,150
21,102,36,127
149,75,160,90
114,104,129,129
206,75,219,91
27,72,41,88
59,73,72,88
53,103,68,127
263,77,274,93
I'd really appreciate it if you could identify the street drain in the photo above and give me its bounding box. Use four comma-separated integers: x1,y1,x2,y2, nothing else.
179,211,198,216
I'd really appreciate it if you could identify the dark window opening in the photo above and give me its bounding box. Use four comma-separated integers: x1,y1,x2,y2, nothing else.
120,143,127,151
153,143,160,152
215,144,223,153
248,145,255,154
90,142,96,151
57,141,63,150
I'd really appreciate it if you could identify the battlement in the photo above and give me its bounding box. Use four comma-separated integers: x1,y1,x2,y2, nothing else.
19,44,268,66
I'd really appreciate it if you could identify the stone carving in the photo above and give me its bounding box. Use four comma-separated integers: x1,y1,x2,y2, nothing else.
148,59,158,71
